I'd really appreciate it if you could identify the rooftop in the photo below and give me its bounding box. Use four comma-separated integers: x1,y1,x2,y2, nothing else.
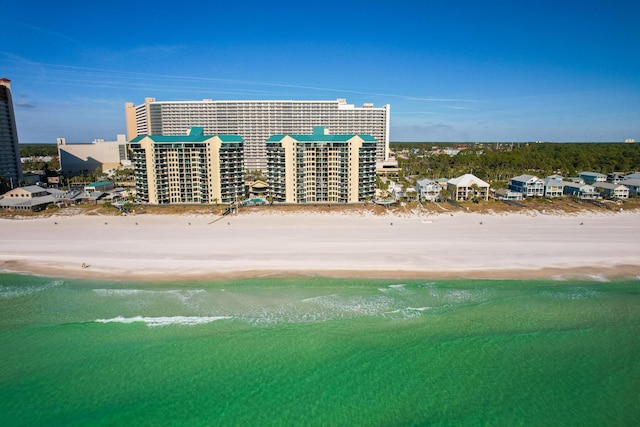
267,126,376,143
130,127,243,143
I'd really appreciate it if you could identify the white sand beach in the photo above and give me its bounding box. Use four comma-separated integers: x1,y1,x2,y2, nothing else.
1,210,639,281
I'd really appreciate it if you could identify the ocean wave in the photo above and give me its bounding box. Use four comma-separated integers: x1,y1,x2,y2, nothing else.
93,289,206,297
240,294,396,325
93,289,207,310
541,287,600,300
94,315,232,327
300,294,339,302
378,284,408,292
0,280,63,298
383,306,433,319
550,274,610,282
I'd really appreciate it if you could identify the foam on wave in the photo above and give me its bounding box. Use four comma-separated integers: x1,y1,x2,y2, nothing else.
0,280,64,298
94,315,232,327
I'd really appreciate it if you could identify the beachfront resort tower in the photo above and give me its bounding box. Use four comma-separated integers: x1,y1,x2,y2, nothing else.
0,78,23,189
125,97,390,172
266,126,376,204
130,127,244,205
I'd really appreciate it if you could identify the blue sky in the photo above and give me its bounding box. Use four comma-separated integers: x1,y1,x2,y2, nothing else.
1,0,638,143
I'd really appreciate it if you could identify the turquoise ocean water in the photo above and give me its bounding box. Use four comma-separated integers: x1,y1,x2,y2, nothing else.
1,273,639,426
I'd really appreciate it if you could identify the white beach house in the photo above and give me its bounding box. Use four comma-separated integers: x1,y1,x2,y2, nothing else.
447,174,490,201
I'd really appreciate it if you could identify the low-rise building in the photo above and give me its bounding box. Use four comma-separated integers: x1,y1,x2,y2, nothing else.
509,174,545,197
594,182,629,199
84,180,114,193
447,174,490,201
607,173,623,184
494,188,524,201
562,182,599,199
542,176,564,198
415,178,441,202
376,158,400,180
0,185,63,211
579,171,607,184
246,180,269,200
620,178,640,196
623,172,640,180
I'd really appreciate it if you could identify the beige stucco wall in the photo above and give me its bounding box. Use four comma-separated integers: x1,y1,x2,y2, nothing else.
58,138,127,173
281,136,297,203
125,103,138,140
208,136,222,202
140,138,158,204
348,136,363,203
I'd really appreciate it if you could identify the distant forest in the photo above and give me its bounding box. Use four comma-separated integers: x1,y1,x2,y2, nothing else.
19,144,58,157
17,142,640,189
390,142,640,187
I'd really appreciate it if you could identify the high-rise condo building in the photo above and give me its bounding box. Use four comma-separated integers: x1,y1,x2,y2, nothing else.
0,78,23,188
130,127,244,205
266,127,376,204
125,97,390,172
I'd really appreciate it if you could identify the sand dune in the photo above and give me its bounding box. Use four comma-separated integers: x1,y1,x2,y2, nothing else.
1,210,639,281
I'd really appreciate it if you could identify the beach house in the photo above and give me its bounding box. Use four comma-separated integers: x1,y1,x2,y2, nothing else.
620,178,640,196
562,182,599,199
509,174,545,197
447,174,490,201
415,178,441,202
578,171,607,185
494,188,524,201
594,182,630,199
542,176,564,198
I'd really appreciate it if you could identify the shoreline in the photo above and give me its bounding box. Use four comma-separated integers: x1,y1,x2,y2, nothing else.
1,210,639,283
2,261,640,283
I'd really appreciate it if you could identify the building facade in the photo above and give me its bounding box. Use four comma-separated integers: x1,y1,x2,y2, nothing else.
415,178,441,202
447,174,490,201
125,97,390,172
509,174,545,197
57,134,130,175
578,171,607,184
562,182,599,199
0,185,62,212
130,127,244,205
594,182,629,199
266,127,376,204
542,176,564,198
0,78,23,188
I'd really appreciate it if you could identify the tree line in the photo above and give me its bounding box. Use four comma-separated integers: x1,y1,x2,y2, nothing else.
391,142,640,188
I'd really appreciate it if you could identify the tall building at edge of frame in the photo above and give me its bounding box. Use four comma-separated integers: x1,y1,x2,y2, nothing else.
125,97,390,172
0,78,23,188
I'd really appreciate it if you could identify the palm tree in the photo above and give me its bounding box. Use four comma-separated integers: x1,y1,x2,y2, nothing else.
439,188,451,202
470,183,480,201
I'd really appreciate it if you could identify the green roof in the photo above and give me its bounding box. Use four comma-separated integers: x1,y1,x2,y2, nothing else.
130,127,243,143
266,126,376,143
86,180,112,188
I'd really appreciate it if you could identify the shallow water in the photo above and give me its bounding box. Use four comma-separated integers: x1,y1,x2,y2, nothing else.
1,273,639,425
